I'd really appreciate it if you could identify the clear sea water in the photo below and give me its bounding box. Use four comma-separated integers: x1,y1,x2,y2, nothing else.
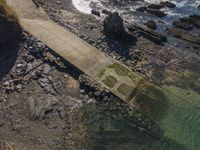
71,0,200,149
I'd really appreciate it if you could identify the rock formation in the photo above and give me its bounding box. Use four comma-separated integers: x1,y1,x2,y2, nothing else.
103,12,125,39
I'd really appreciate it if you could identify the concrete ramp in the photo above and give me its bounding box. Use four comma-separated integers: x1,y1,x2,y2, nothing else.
6,0,168,105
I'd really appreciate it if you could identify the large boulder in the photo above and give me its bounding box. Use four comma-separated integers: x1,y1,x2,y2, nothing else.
103,12,125,39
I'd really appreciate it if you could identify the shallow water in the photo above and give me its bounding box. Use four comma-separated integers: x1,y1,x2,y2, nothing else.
71,0,200,149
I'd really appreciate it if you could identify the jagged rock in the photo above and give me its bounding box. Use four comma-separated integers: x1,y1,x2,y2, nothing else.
144,20,157,30
160,1,176,8
103,12,125,39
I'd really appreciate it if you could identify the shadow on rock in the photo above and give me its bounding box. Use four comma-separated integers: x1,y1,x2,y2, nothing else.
0,14,22,79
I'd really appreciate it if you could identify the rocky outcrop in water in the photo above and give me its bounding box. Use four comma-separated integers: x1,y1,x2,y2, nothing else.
167,28,200,45
103,12,125,39
128,25,167,44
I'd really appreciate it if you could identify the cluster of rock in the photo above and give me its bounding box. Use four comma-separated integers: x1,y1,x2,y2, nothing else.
173,15,200,30
167,15,200,45
0,32,84,149
1,32,70,98
167,28,200,45
136,1,176,17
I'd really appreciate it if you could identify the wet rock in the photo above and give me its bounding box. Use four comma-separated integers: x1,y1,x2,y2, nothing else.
91,9,100,17
172,21,193,30
167,28,200,45
102,9,111,15
137,4,166,17
128,25,167,44
148,4,162,9
189,15,200,28
146,9,166,17
136,6,147,12
144,20,157,30
180,15,200,28
160,1,176,8
103,12,125,39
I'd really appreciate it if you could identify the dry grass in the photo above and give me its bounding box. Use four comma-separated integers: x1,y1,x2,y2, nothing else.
0,0,18,21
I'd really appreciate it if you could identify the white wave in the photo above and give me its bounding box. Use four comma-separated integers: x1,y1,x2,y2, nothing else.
72,0,92,14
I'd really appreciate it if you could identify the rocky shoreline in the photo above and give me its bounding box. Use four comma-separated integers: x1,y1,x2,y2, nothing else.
1,0,200,149
0,29,166,149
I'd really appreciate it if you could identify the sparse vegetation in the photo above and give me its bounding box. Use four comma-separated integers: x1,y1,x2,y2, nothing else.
117,83,133,97
108,63,130,76
102,75,117,88
97,68,105,78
